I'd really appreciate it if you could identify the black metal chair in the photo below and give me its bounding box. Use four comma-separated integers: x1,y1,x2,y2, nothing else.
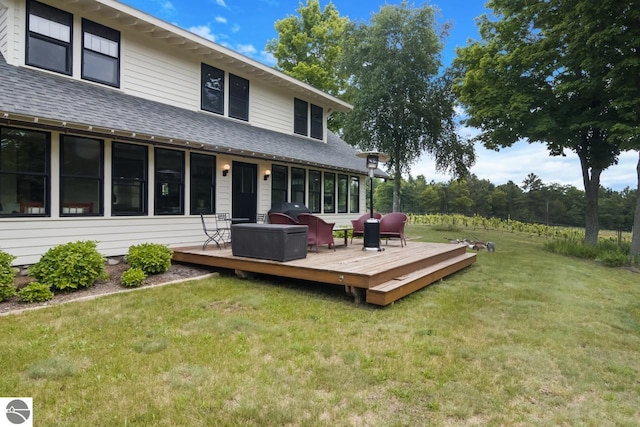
200,214,222,250
215,213,232,246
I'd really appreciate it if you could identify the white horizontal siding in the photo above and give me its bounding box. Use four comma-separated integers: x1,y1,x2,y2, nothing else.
121,33,200,111
250,82,292,134
0,216,207,266
0,4,8,61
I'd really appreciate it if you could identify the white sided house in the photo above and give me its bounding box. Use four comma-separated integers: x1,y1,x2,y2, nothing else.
0,0,375,266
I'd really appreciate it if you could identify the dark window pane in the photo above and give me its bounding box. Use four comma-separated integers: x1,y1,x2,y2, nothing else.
294,98,308,136
291,167,305,205
82,19,119,87
61,136,102,215
229,74,249,121
310,104,323,140
112,142,147,215
338,174,348,213
350,176,360,213
0,127,50,216
271,164,288,205
323,172,335,213
201,64,224,115
308,170,321,213
27,0,72,74
155,148,184,215
190,153,216,214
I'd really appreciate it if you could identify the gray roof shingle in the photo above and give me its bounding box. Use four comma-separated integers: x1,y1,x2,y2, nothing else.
0,57,371,174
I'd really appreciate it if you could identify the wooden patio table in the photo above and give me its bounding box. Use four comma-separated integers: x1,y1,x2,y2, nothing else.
334,227,353,247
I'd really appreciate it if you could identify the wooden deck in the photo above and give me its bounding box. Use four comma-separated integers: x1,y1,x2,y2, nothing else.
172,241,476,306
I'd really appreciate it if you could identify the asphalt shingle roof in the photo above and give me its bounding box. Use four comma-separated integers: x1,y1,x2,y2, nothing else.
0,57,370,174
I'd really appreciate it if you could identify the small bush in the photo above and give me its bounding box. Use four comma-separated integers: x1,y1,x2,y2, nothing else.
598,251,629,268
18,282,54,303
121,267,147,288
0,251,17,302
126,243,173,275
28,241,106,290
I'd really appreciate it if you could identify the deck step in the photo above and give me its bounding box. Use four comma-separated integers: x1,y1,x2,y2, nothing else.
366,253,476,306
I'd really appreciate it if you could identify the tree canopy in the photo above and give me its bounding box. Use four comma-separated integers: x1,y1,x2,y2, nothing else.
342,2,475,211
265,0,349,131
452,0,639,245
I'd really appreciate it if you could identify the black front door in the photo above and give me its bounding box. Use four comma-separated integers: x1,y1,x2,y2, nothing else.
232,161,257,222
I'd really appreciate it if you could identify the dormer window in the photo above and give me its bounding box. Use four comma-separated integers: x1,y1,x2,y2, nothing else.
26,0,73,75
82,19,120,87
294,98,323,140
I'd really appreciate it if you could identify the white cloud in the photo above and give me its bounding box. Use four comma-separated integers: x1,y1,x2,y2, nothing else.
257,50,276,66
410,140,638,191
188,25,215,42
161,1,175,12
231,24,240,33
216,0,227,7
215,16,227,24
236,44,257,55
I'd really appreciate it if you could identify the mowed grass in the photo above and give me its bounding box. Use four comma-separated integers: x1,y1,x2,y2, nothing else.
1,225,639,426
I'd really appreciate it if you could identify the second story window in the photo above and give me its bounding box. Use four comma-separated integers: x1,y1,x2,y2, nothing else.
201,64,225,115
294,98,323,140
294,98,308,136
82,19,120,87
26,0,72,75
229,74,249,121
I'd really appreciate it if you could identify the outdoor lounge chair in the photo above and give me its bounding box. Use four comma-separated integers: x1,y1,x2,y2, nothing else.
268,212,299,225
379,212,408,247
297,213,336,251
350,212,382,243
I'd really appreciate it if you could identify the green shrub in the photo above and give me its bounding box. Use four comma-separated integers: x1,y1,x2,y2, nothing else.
126,243,173,275
17,282,54,303
28,241,106,290
0,250,17,301
598,250,629,268
121,267,147,288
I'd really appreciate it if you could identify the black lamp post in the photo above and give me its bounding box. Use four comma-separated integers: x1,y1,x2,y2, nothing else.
356,151,389,251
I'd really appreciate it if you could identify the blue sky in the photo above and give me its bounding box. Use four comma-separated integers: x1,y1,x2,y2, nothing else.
119,0,637,191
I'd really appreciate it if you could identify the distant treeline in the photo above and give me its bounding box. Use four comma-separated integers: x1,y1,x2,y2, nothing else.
372,174,636,231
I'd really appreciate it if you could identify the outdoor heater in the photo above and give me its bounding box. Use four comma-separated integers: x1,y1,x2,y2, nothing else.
356,151,389,251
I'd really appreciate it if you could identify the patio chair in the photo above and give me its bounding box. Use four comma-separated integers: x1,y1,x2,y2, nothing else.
268,212,298,225
256,213,267,223
379,212,408,247
200,214,223,250
215,213,232,245
297,213,336,251
350,212,382,243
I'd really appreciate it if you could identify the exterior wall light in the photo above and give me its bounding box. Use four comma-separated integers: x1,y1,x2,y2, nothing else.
222,163,231,176
264,169,271,181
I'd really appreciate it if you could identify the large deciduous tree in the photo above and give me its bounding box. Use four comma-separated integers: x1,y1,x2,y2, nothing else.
453,0,639,245
265,0,349,132
342,2,475,212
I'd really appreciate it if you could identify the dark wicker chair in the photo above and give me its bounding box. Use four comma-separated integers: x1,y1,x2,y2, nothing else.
297,213,336,251
379,212,408,247
267,212,298,225
350,212,382,243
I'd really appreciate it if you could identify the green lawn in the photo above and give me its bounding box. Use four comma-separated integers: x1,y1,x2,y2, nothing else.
1,224,639,426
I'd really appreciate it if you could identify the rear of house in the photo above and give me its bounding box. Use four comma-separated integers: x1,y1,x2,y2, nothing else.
0,0,371,265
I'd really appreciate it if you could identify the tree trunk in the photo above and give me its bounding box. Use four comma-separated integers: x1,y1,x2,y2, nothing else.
580,155,601,245
392,168,401,212
630,152,640,255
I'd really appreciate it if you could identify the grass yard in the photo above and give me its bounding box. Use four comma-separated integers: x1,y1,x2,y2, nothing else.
0,224,639,426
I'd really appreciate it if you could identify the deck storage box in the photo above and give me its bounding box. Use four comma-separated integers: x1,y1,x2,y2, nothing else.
231,224,308,261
